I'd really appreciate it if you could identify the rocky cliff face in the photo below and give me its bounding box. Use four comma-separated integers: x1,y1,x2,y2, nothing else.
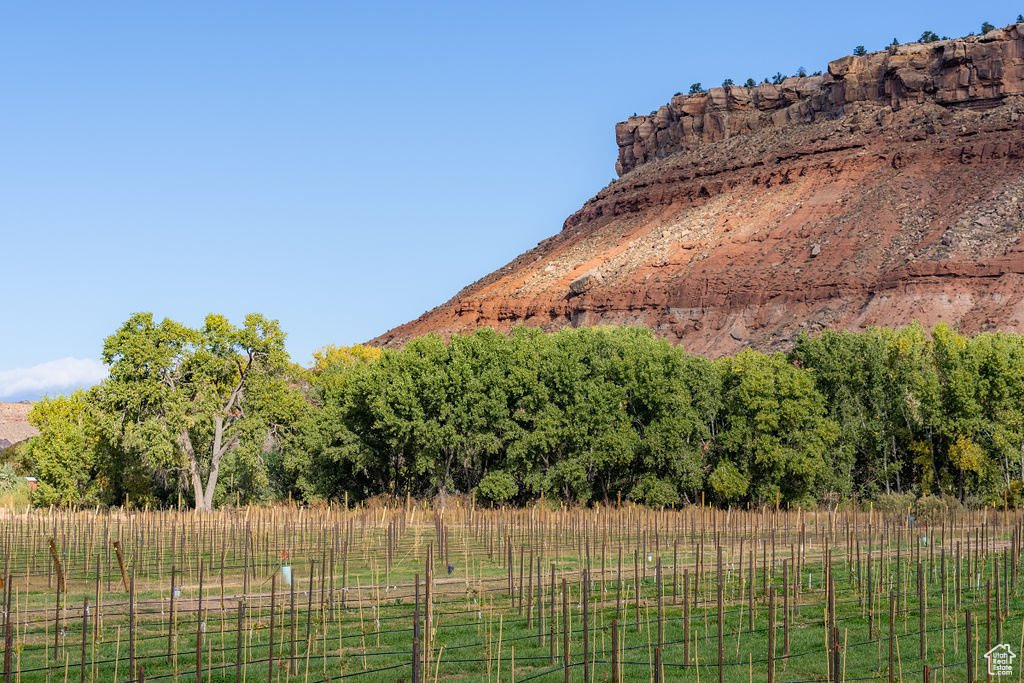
0,403,35,451
616,24,1024,175
375,25,1024,356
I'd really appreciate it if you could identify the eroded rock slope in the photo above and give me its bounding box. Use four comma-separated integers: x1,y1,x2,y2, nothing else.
376,25,1024,356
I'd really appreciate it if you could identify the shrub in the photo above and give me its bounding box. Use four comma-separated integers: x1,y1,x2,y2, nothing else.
476,471,519,506
915,494,962,524
919,30,940,43
961,494,985,510
628,476,680,508
721,78,734,87
689,82,705,94
363,494,405,509
708,461,749,503
788,494,819,510
744,78,756,88
853,45,867,56
1006,480,1024,508
432,492,472,511
0,463,19,494
31,480,61,508
0,463,28,511
0,484,30,510
873,491,916,513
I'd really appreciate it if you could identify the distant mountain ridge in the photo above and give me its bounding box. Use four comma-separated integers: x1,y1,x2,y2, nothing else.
375,23,1024,355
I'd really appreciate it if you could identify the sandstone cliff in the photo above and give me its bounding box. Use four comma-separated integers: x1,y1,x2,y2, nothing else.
615,24,1024,175
0,403,35,451
375,25,1024,356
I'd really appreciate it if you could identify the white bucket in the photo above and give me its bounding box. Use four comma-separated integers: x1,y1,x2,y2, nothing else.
281,564,292,586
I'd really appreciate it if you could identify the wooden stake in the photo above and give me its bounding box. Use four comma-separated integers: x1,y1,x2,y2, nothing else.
562,578,570,683
768,586,775,683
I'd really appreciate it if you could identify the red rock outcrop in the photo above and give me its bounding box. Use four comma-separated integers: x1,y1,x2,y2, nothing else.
615,24,1024,175
374,25,1024,356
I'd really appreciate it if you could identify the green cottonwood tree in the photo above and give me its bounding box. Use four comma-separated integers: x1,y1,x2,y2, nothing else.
967,332,1024,504
26,392,100,506
278,345,381,502
97,312,292,511
713,350,839,506
793,327,933,498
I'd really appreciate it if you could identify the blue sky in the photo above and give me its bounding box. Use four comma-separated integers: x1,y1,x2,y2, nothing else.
1,2,1021,398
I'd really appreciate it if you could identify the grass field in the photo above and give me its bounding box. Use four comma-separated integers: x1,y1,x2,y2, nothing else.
0,502,1020,682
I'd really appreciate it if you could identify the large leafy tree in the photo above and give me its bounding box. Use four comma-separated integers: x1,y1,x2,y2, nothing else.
713,350,839,506
27,316,1024,510
793,329,884,497
534,328,638,503
25,390,174,508
339,335,446,498
968,332,1024,504
928,325,1024,503
279,345,382,501
26,392,100,506
793,326,936,498
96,312,295,510
431,329,519,495
616,329,720,505
930,324,985,497
882,325,941,493
310,344,382,374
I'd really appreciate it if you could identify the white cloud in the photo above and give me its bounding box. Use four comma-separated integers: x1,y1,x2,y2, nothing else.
0,358,108,400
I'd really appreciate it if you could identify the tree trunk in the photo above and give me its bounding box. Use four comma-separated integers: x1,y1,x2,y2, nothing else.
201,417,226,511
190,462,210,512
181,422,227,513
203,459,220,511
884,436,892,494
180,429,211,512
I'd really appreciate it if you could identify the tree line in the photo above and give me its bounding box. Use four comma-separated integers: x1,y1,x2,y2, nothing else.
9,315,1024,509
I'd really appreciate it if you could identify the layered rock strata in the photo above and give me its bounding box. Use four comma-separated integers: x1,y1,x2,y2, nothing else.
615,24,1024,175
375,26,1024,356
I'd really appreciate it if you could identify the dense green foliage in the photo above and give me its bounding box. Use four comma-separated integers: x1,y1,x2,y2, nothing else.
21,313,305,510
280,323,1024,508
18,317,1024,509
24,391,101,506
277,327,716,506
